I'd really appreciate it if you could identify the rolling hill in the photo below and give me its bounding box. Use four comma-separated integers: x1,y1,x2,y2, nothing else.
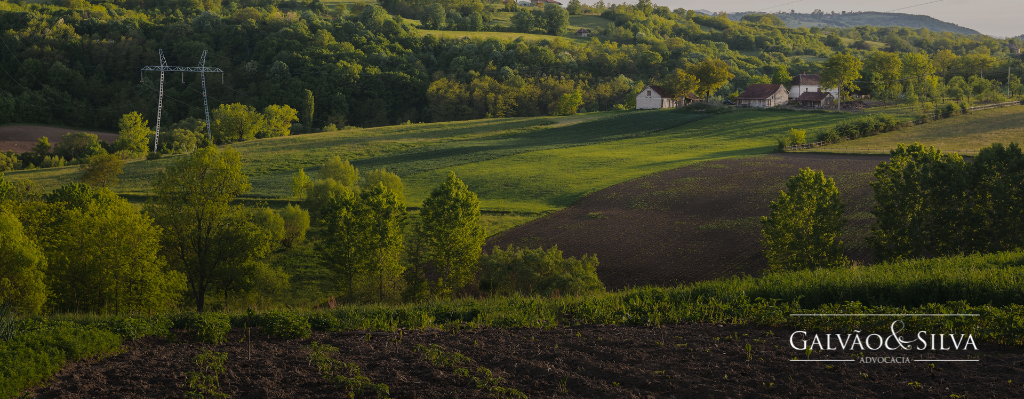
727,11,980,35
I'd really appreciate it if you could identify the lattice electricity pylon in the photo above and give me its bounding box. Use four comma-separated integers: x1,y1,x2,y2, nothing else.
141,49,223,152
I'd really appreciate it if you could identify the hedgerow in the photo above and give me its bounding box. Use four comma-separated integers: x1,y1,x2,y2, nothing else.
817,114,908,143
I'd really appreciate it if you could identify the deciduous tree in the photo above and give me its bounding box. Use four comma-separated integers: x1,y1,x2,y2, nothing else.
80,153,124,188
416,172,485,297
761,168,848,271
149,147,272,311
212,103,264,143
318,156,359,186
687,58,734,100
0,209,47,314
820,52,862,110
114,111,152,154
261,104,298,138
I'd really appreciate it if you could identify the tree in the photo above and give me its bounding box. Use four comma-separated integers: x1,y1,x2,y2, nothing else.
292,168,311,200
771,67,792,88
33,137,51,158
970,142,1024,253
149,147,273,311
44,187,186,314
510,10,534,33
261,104,299,138
666,69,700,101
114,111,151,154
901,52,935,98
687,58,735,100
80,153,124,187
301,89,315,133
567,0,582,15
543,3,569,35
280,204,310,248
421,3,446,29
931,49,958,79
54,132,105,161
305,178,353,221
761,168,848,271
555,88,584,116
868,144,973,261
865,52,903,103
319,156,359,186
318,183,406,302
820,52,863,111
416,172,485,297
360,168,405,206
212,103,264,143
0,209,47,314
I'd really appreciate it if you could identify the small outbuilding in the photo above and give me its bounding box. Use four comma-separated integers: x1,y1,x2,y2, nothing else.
635,85,704,109
797,91,835,108
736,84,789,108
636,85,675,109
576,28,590,37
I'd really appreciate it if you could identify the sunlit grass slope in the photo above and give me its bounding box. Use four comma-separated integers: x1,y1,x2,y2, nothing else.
813,105,1024,154
7,109,860,215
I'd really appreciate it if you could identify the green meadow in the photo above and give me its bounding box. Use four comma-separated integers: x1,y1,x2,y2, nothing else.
6,109,858,215
833,105,1024,154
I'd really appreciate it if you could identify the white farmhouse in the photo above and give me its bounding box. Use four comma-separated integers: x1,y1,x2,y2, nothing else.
635,85,676,109
789,74,838,100
736,84,789,108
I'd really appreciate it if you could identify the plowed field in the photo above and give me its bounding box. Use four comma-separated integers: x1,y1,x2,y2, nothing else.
488,153,888,290
33,324,1024,398
0,125,116,153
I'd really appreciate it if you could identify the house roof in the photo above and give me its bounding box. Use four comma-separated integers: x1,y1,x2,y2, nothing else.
791,74,821,86
576,28,589,33
797,91,833,102
645,85,670,97
737,84,787,100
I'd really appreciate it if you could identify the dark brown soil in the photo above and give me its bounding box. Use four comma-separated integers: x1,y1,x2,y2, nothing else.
34,324,1024,398
0,125,116,153
488,153,887,290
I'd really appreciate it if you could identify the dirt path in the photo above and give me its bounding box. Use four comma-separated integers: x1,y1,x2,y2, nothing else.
34,324,1024,398
0,125,116,153
487,153,887,290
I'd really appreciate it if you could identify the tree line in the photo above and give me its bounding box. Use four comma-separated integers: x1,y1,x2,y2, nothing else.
1,147,604,314
1,0,1018,132
761,142,1024,271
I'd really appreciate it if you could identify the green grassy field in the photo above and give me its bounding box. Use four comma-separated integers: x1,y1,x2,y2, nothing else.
806,105,1024,154
415,28,590,43
6,109,861,216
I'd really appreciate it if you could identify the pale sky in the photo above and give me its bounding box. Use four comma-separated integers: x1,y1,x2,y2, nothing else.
610,0,1022,38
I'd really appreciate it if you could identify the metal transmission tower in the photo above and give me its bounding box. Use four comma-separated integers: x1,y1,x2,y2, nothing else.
141,49,223,152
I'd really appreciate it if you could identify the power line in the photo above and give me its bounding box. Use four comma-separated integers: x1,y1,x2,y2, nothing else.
756,0,804,13
886,0,946,13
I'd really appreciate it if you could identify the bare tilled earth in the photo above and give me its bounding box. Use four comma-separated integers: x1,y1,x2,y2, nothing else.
488,153,887,290
34,324,1024,398
0,125,116,153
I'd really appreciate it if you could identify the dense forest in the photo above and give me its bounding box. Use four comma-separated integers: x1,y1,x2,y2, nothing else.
0,0,1021,134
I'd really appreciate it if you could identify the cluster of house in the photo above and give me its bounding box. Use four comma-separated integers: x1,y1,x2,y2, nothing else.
635,74,839,110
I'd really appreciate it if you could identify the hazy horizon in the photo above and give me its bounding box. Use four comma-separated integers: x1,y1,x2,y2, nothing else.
592,0,1022,38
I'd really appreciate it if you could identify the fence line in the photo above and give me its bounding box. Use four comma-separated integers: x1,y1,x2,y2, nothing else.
785,101,1023,153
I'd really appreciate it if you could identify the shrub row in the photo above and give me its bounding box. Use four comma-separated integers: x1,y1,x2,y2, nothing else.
816,113,907,143
0,321,121,398
172,313,231,344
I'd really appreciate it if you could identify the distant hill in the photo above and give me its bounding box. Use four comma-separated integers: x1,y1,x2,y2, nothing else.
727,11,980,36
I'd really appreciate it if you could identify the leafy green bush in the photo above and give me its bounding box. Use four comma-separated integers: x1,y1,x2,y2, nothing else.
0,323,121,398
173,312,231,344
249,309,311,339
480,245,605,297
94,316,172,341
817,114,907,143
309,312,342,332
